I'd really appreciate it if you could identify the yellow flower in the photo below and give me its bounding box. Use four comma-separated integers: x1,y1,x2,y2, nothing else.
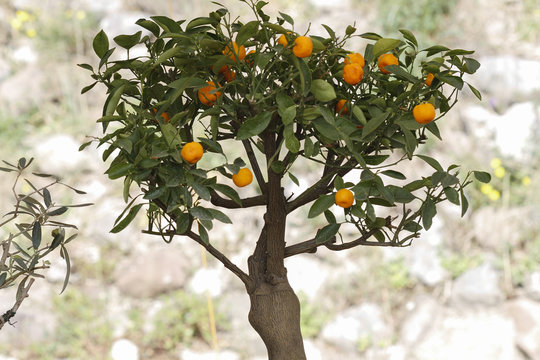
480,184,492,194
76,10,86,20
26,28,37,38
488,189,500,201
522,176,531,186
16,10,31,22
490,158,502,169
494,166,505,178
10,18,22,30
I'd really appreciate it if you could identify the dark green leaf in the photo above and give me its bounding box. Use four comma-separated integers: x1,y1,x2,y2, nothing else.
417,154,444,172
399,29,418,47
50,228,65,251
314,223,341,244
113,31,142,50
105,85,125,116
362,111,389,139
135,18,161,37
186,17,217,31
191,182,211,201
207,208,232,224
385,65,419,83
308,194,335,219
0,273,6,287
211,183,242,206
422,197,436,230
236,111,273,140
189,206,214,221
198,222,209,245
31,222,41,250
59,245,70,294
324,210,337,224
81,81,98,94
460,189,469,217
47,206,68,216
345,25,356,36
237,20,259,45
291,55,312,96
106,162,132,180
323,24,336,38
422,45,449,56
93,30,109,58
43,188,52,207
473,171,491,183
444,187,460,205
278,11,294,25
381,170,406,180
110,203,143,233
467,83,482,100
284,124,300,153
438,75,463,90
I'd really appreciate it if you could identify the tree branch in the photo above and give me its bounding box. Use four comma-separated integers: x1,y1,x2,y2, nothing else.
210,190,266,208
284,225,406,258
0,278,34,330
242,139,267,194
185,230,252,288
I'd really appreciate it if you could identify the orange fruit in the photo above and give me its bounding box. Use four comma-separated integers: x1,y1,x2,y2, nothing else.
152,107,170,123
219,65,236,82
413,103,436,125
292,36,313,58
246,49,256,66
197,81,221,106
343,63,364,85
223,41,246,62
425,73,435,86
336,99,349,115
335,188,354,208
377,53,399,74
232,168,253,187
344,53,365,67
180,142,204,164
277,34,288,46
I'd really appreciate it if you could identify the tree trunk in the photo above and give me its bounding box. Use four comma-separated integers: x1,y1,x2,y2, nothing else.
248,278,307,360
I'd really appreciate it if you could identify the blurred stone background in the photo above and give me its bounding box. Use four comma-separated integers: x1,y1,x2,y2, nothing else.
0,0,540,359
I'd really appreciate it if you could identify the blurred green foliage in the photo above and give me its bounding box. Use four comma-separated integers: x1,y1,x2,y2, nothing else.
298,291,331,338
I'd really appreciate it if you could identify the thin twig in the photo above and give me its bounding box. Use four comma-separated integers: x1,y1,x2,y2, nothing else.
0,278,35,330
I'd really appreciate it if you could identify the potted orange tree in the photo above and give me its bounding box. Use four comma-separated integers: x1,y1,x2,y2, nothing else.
80,1,487,357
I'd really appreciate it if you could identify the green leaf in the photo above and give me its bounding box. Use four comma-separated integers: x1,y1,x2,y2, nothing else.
59,245,70,294
422,45,449,56
81,81,98,94
31,222,41,250
372,38,402,58
191,182,211,201
50,228,65,251
106,162,132,180
384,65,419,83
284,124,300,153
189,206,214,221
467,83,482,100
345,25,356,36
113,31,142,50
323,24,336,39
417,154,444,172
110,204,143,233
361,111,389,139
308,194,335,219
198,222,209,245
314,223,341,244
399,29,418,47
176,212,191,234
105,85,125,116
288,172,300,186
463,57,481,74
460,188,469,217
279,11,294,25
438,75,464,90
444,187,460,205
47,206,68,216
473,171,491,183
291,55,312,96
207,208,232,224
381,170,406,180
387,185,415,203
310,79,337,102
136,18,161,37
154,47,183,67
43,188,52,207
422,198,436,230
93,30,109,58
360,32,382,41
403,129,417,157
211,183,242,206
236,111,273,140
151,15,183,33
0,273,7,287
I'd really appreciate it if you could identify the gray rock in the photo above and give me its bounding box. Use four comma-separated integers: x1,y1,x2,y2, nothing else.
472,207,533,251
505,298,540,360
412,308,516,360
399,296,440,345
32,134,98,174
284,256,329,300
451,263,504,306
114,246,191,298
111,339,139,360
525,271,540,301
0,66,44,113
321,303,392,351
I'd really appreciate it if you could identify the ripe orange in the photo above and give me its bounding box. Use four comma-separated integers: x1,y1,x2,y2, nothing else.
336,99,349,115
180,142,204,164
223,41,246,62
277,34,288,46
343,63,364,85
198,81,221,106
152,107,170,123
335,188,354,208
425,73,434,86
219,65,236,82
232,168,253,187
246,49,256,66
344,53,365,67
292,36,313,58
413,103,436,125
377,53,399,74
